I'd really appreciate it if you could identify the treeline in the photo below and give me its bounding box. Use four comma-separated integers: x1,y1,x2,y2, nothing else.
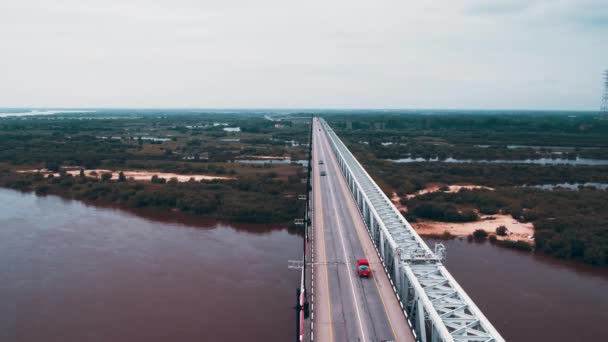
0,171,305,224
327,112,608,147
326,112,608,161
0,111,310,168
359,157,608,195
406,202,478,222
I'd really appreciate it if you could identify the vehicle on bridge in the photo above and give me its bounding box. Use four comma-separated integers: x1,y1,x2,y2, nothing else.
356,259,371,277
319,160,324,165
320,171,326,176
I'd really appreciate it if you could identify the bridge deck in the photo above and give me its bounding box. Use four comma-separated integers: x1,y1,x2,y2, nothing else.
310,118,415,342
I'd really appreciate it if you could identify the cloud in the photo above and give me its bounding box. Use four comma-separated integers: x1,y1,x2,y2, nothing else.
466,0,608,27
466,0,534,15
0,0,606,109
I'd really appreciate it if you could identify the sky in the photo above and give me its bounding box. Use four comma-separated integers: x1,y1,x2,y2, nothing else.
1,0,607,110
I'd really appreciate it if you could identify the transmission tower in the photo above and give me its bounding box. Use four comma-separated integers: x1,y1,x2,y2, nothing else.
602,70,608,117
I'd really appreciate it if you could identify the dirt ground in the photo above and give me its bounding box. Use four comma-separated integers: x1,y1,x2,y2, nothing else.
413,214,534,241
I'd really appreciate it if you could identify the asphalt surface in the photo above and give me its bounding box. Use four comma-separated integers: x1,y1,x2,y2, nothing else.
311,118,415,342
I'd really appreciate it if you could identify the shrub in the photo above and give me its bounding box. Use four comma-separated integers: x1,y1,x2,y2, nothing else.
151,175,167,184
35,184,50,195
496,225,508,236
496,239,533,252
473,229,488,239
480,206,498,215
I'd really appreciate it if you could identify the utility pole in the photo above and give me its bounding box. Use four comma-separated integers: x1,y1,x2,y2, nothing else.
601,70,608,119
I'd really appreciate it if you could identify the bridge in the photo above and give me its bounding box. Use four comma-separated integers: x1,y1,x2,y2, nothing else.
297,118,504,342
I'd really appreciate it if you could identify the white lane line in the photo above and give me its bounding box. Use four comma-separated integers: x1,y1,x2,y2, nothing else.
320,133,368,342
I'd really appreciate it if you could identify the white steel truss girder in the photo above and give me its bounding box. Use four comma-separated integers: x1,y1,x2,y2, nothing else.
318,118,504,342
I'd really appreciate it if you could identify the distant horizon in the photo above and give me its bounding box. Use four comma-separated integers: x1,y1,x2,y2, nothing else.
0,107,602,113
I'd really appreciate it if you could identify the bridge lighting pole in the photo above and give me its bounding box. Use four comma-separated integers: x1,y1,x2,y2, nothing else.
295,114,314,342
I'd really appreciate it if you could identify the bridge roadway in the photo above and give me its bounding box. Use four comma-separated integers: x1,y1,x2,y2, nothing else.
311,118,415,342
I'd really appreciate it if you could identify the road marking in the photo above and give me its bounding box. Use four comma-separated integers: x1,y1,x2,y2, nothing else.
314,125,334,342
320,132,368,342
321,122,419,341
321,124,401,342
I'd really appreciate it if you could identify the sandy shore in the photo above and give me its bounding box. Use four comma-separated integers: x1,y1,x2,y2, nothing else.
413,214,534,241
239,155,290,160
405,184,494,199
391,184,533,241
18,169,235,182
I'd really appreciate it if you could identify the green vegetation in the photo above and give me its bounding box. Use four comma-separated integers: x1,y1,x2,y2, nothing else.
326,111,608,265
0,111,312,224
494,239,534,252
496,226,508,236
409,202,478,222
328,111,608,160
402,187,608,264
473,229,488,239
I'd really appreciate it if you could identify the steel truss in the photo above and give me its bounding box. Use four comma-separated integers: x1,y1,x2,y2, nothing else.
319,118,504,342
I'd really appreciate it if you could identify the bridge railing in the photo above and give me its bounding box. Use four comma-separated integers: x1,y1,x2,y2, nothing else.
318,118,504,342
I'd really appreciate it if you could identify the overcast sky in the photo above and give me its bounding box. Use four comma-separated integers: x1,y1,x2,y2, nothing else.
1,0,607,110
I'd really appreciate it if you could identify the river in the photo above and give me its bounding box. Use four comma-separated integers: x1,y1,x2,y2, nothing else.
3,188,607,341
0,189,301,342
424,238,608,341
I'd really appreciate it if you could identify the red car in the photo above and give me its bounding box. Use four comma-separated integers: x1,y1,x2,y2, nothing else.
356,259,371,277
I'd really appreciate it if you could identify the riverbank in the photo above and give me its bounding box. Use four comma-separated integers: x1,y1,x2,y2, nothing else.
0,170,304,224
390,182,608,265
18,168,235,182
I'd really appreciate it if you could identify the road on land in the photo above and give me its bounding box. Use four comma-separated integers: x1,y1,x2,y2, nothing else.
311,118,415,342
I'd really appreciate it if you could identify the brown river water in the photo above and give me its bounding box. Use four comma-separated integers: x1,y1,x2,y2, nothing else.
2,188,607,341
0,189,301,342
424,238,608,341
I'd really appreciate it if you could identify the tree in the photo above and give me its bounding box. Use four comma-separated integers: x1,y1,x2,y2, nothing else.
45,162,60,172
473,229,488,239
496,225,508,236
118,171,126,182
151,175,166,184
101,172,113,181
